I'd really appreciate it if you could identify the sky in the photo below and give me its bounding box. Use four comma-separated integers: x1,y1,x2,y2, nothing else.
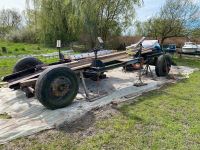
0,0,199,20
0,0,166,21
0,0,199,35
0,0,26,11
136,0,166,21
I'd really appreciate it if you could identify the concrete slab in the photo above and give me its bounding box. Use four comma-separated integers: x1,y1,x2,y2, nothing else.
0,66,196,144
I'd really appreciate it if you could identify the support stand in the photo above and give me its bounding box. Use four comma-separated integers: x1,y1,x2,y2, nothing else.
80,72,90,99
142,62,153,78
96,73,100,96
134,43,147,87
80,71,103,102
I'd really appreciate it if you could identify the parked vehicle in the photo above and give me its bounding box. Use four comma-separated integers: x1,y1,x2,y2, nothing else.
182,42,198,53
163,44,176,53
197,45,200,52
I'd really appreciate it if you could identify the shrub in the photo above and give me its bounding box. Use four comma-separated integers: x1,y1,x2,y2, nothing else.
5,30,22,43
21,48,26,51
5,28,38,43
1,47,7,53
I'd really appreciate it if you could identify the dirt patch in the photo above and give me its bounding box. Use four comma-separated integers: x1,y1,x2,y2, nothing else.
58,111,96,133
57,105,120,138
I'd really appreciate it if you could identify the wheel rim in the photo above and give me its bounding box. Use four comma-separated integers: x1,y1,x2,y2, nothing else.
51,76,72,97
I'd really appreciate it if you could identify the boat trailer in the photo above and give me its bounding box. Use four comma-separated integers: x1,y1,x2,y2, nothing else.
2,37,172,110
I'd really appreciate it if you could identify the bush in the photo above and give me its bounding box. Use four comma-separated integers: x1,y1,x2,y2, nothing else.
5,28,38,43
21,48,26,51
1,47,7,53
5,30,21,43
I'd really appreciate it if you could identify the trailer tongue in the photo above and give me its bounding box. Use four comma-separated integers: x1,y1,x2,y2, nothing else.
2,37,172,110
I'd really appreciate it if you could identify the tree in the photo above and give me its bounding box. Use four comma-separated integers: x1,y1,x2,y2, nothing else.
0,9,22,38
25,0,40,30
26,0,142,47
26,0,81,46
191,28,200,38
136,0,200,45
80,0,142,46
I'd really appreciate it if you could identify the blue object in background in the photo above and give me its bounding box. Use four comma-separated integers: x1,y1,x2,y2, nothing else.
153,45,162,53
163,44,176,53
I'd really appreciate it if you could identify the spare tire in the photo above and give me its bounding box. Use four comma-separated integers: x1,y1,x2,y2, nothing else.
35,67,79,110
155,54,172,77
13,57,43,73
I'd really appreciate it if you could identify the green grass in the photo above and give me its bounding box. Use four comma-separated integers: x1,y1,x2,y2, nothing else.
0,40,62,78
173,56,200,68
0,57,200,149
0,40,72,78
0,40,70,78
81,73,200,149
0,40,80,78
0,40,58,56
0,57,60,78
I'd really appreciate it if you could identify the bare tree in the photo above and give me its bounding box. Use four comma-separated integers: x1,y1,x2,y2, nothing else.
0,9,22,37
136,0,200,45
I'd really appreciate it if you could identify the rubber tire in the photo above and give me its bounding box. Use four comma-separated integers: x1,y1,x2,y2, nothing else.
155,54,172,77
13,57,43,73
35,67,79,110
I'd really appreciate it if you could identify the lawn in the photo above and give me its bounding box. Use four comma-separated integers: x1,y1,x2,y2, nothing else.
0,57,59,78
0,57,200,149
0,40,58,56
0,40,70,78
0,41,84,78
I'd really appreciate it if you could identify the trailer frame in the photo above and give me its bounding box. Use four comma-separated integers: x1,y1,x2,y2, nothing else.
2,37,172,109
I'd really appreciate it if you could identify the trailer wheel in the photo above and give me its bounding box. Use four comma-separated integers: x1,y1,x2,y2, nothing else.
13,57,43,73
155,54,172,77
35,67,79,110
